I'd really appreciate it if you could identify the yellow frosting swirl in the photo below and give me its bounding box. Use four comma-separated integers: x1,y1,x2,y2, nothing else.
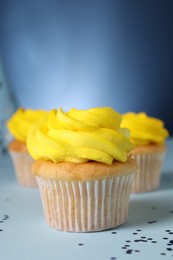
121,112,169,146
7,108,48,142
27,107,135,165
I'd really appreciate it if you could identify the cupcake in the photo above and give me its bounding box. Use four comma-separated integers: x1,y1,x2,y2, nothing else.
27,107,137,232
121,112,169,193
7,108,48,187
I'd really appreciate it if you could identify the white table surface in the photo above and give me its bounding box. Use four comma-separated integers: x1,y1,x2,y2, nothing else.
0,138,173,260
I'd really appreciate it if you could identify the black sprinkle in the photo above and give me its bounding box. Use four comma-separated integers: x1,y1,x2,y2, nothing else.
136,229,141,232
148,220,157,224
169,211,173,213
122,247,127,249
126,249,133,254
126,240,131,243
78,243,84,246
169,240,173,245
0,221,3,223
134,239,147,243
166,230,171,232
167,243,172,246
147,238,153,240
125,245,130,247
141,236,146,238
160,253,166,255
110,257,116,260
167,248,173,251
3,215,9,221
112,231,117,234
133,233,138,235
169,232,173,234
151,241,157,243
163,238,168,240
0,229,3,232
134,250,140,252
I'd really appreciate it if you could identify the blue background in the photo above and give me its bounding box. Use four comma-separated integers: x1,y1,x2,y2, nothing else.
0,0,172,133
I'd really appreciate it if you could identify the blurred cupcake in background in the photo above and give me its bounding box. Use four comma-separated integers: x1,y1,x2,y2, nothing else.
27,107,137,232
121,112,169,193
7,108,48,188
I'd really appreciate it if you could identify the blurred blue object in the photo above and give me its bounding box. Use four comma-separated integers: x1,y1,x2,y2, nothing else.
0,58,17,151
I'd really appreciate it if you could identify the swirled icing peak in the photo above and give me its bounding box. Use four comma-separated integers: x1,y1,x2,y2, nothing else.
7,108,48,142
27,107,135,165
121,112,169,146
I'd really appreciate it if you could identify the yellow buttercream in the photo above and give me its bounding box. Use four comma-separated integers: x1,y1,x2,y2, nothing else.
7,108,48,142
27,107,135,165
121,112,169,146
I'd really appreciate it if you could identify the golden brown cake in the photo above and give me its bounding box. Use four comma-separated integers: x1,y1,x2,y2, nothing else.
33,158,136,232
27,107,137,232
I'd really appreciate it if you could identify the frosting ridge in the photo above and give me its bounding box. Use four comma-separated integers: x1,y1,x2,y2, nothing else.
121,112,169,145
27,107,135,165
7,108,48,142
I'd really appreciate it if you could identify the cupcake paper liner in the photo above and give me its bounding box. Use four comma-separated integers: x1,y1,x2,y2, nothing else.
9,151,37,188
131,151,165,193
36,173,135,232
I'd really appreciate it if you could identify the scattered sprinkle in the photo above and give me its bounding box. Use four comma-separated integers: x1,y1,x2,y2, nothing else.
134,239,147,243
166,248,173,251
147,220,157,224
126,249,133,254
